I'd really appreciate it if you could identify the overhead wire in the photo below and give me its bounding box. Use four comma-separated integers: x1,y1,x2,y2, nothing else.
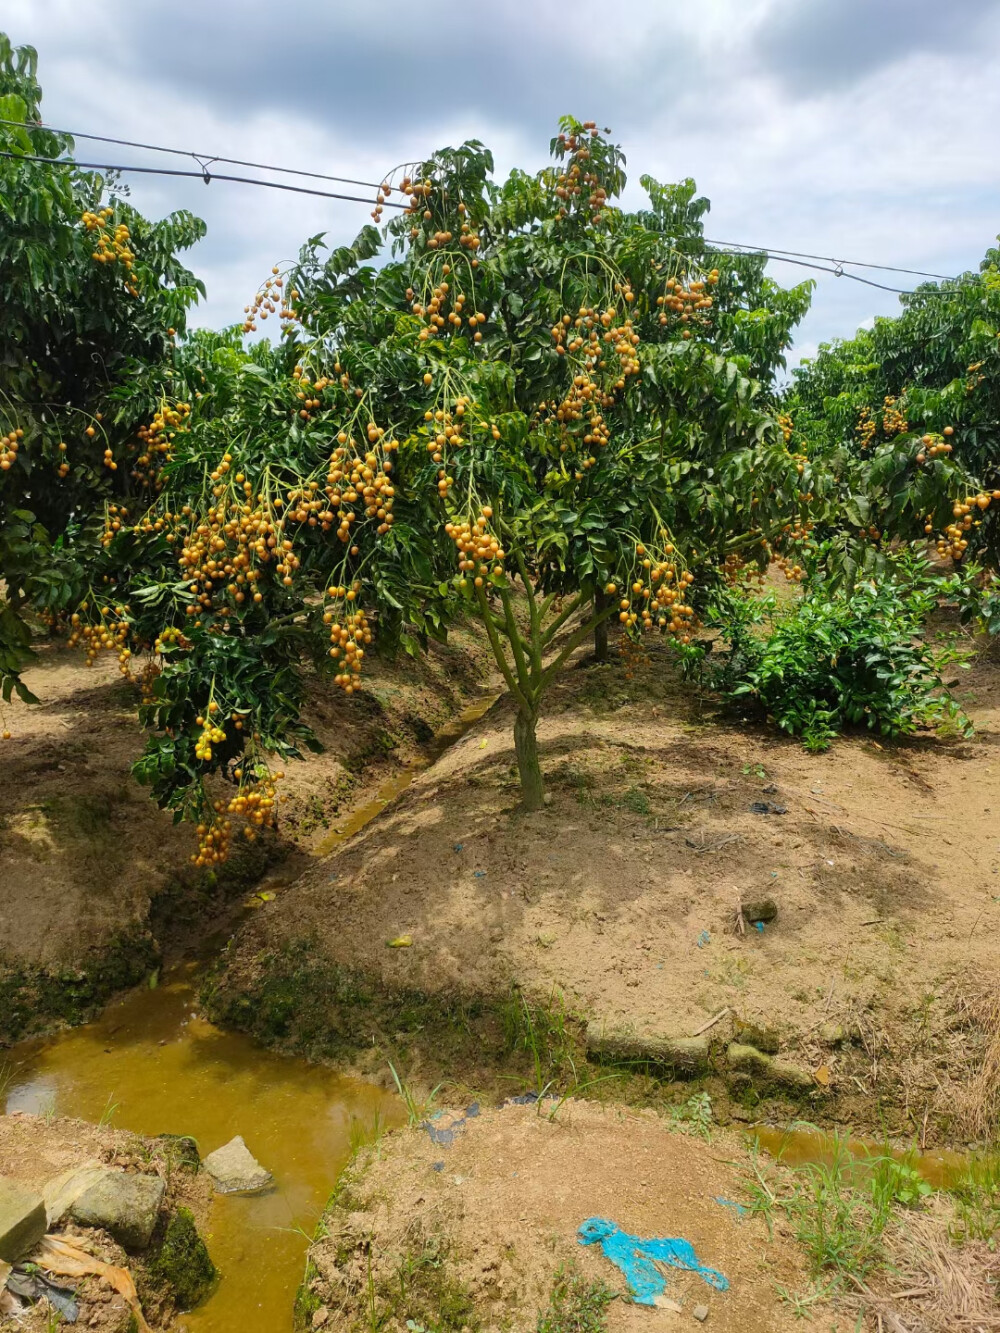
0,116,388,191
0,128,973,292
0,149,406,209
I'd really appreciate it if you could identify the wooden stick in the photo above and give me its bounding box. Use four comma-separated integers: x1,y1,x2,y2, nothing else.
690,1007,730,1037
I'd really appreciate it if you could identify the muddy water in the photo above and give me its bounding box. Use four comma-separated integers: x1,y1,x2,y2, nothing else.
4,966,404,1329
314,692,498,857
751,1123,970,1188
2,692,500,1330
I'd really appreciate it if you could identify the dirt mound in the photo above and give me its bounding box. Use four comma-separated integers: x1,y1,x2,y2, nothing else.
209,637,1000,1141
0,624,492,1042
302,1098,812,1332
0,1111,211,1332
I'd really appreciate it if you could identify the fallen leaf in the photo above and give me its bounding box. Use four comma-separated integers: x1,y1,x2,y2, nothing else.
814,1064,832,1087
387,934,413,948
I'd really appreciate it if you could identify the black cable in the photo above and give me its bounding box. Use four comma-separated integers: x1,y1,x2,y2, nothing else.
702,236,954,282
0,116,388,191
0,150,405,208
0,117,965,284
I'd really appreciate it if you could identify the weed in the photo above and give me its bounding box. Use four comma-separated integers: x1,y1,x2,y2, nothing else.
98,1093,120,1128
348,1108,388,1156
388,1063,446,1126
745,1131,934,1286
668,1091,714,1141
536,1266,615,1333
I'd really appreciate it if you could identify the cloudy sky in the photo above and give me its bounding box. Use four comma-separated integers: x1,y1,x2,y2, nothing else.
6,0,1000,371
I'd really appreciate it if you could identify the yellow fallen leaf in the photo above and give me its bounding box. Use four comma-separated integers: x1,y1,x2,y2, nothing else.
32,1235,152,1333
814,1064,832,1087
387,934,413,948
257,890,276,902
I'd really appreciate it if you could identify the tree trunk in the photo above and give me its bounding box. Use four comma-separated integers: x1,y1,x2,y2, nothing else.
514,708,545,810
593,589,609,662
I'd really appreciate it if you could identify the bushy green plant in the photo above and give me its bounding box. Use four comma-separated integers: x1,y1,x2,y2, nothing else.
699,577,971,751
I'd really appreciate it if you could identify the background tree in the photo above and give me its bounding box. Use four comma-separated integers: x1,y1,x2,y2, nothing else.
0,33,204,705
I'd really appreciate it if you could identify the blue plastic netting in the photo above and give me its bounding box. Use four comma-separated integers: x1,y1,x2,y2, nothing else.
578,1217,729,1305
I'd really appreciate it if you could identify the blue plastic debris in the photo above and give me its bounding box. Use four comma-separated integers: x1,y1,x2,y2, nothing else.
577,1218,729,1305
696,930,711,948
453,843,464,852
474,870,487,879
421,1103,481,1146
713,1196,748,1220
755,920,765,933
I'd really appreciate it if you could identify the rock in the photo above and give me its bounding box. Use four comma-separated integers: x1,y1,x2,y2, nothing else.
0,1175,47,1263
202,1136,273,1194
693,1303,710,1322
70,1169,166,1251
740,898,778,924
726,1043,813,1091
732,1019,780,1054
312,1309,331,1328
819,1022,847,1047
148,1207,216,1309
586,1023,710,1074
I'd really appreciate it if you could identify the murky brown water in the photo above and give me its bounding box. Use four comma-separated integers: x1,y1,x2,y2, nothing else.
751,1123,970,1188
4,966,403,1329
313,692,497,858
2,692,501,1329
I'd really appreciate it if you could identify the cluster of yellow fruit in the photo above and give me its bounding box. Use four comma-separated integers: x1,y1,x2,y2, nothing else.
138,658,161,705
409,278,486,342
0,427,21,471
773,553,807,583
290,365,334,422
553,122,608,221
309,433,397,540
131,401,191,487
323,590,371,693
608,542,697,641
401,176,483,256
855,406,877,451
721,552,766,587
914,427,955,463
99,502,131,548
881,396,908,436
777,413,794,446
152,625,192,654
241,267,300,334
194,709,226,762
930,489,1000,561
370,180,393,224
445,507,504,590
67,604,132,674
81,209,138,295
655,273,717,338
193,770,284,867
550,308,641,388
170,474,279,619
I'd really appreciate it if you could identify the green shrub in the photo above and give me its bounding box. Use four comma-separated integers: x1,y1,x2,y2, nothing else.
693,579,971,751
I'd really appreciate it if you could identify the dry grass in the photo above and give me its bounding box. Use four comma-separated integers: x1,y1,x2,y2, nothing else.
852,1204,1000,1332
954,981,1000,1142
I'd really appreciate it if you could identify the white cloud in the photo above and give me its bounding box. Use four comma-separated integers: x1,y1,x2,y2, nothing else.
5,0,998,362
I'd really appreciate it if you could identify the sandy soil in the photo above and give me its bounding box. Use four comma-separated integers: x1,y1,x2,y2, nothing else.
0,624,492,986
0,1111,211,1332
306,1098,815,1332
214,628,1000,1142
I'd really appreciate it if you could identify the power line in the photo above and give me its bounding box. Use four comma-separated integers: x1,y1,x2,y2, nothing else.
0,117,964,286
0,143,972,294
702,236,954,282
0,116,388,191
0,149,405,209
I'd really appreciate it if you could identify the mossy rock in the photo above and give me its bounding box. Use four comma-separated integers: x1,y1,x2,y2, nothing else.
148,1206,216,1310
